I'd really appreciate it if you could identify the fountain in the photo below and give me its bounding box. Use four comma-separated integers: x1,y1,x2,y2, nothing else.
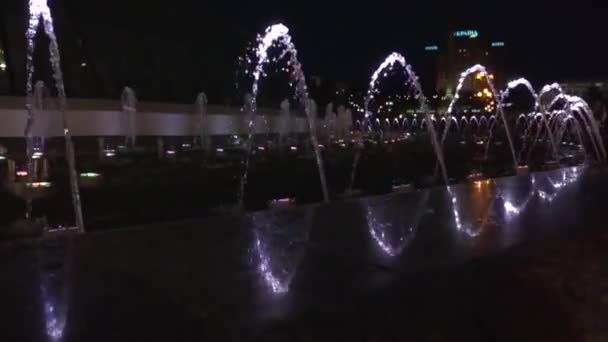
195,92,209,150
349,52,449,193
237,23,329,208
441,65,518,171
121,86,137,148
501,78,559,167
25,0,83,232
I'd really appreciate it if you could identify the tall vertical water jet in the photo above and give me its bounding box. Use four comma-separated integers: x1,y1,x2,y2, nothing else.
442,64,518,170
351,52,448,189
238,23,329,207
25,0,83,231
121,86,137,148
195,92,208,149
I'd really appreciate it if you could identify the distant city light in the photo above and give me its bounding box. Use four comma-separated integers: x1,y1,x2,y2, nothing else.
0,156,6,160
0,62,6,71
216,147,224,153
80,62,87,67
166,150,176,155
17,170,28,177
454,30,478,38
181,143,191,148
424,45,439,51
491,41,505,47
290,146,298,151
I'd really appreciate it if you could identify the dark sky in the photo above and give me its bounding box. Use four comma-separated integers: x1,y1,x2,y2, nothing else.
7,0,608,101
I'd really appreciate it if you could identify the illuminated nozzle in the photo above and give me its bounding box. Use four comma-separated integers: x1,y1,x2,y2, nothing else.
392,183,414,193
27,181,51,188
79,172,100,178
467,172,484,181
269,197,295,209
516,165,529,175
103,149,116,157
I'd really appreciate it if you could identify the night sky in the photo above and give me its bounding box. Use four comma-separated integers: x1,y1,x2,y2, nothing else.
5,0,608,102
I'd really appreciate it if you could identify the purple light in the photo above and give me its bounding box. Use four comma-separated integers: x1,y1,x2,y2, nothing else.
17,170,28,177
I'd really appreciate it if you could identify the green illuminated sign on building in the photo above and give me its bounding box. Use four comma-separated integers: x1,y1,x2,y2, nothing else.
454,30,478,38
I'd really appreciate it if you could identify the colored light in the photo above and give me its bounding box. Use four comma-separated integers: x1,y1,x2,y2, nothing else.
166,150,176,155
27,181,51,188
290,146,297,151
216,147,224,153
79,172,100,178
424,45,438,51
17,171,28,177
491,41,505,47
454,30,478,38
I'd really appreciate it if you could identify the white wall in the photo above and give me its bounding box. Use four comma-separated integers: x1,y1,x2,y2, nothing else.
0,97,310,137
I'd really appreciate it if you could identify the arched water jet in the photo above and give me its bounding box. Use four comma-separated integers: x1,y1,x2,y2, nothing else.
25,0,83,231
238,23,329,207
502,78,559,164
441,64,518,170
351,52,448,190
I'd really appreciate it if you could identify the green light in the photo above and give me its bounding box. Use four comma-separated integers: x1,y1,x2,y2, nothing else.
80,172,100,178
491,41,505,47
425,45,439,51
454,30,478,38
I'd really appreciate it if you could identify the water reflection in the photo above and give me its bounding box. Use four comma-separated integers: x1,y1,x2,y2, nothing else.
446,184,491,238
448,167,585,238
535,166,583,203
37,239,71,341
364,190,430,257
250,207,314,294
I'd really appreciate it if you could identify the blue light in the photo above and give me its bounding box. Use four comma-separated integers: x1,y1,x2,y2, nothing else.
454,30,478,38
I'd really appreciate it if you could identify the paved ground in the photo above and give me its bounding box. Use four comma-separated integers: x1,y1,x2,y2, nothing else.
0,165,606,341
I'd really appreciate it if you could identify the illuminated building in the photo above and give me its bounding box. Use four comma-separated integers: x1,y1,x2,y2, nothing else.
424,29,506,97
